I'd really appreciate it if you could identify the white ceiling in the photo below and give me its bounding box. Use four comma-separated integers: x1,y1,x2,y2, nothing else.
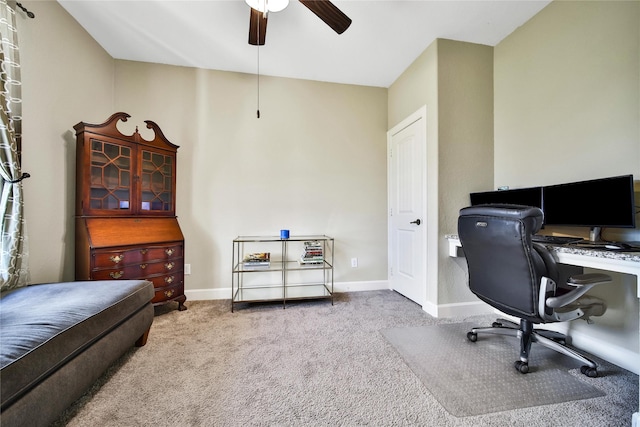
57,0,551,88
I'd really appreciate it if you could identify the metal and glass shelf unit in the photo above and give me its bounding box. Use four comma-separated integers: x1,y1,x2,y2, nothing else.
231,235,334,312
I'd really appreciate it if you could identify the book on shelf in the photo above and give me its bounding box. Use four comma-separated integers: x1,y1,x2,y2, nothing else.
300,241,324,265
242,263,270,269
243,252,270,262
303,241,323,248
242,252,271,268
299,255,324,265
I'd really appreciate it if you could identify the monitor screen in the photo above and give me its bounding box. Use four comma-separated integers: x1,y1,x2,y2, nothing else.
543,175,636,228
470,186,543,209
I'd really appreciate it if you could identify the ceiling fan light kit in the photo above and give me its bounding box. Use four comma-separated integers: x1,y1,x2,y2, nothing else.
248,0,352,46
245,0,290,13
246,0,352,118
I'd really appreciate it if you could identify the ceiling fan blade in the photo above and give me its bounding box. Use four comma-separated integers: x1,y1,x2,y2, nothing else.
248,8,267,45
299,0,352,35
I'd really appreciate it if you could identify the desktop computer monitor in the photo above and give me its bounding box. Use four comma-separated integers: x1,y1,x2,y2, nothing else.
470,186,543,209
543,174,636,240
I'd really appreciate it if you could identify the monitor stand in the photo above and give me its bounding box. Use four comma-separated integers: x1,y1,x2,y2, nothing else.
570,226,636,251
589,226,603,244
571,227,606,247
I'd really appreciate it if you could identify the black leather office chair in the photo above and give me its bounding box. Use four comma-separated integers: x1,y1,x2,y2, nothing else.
458,204,611,377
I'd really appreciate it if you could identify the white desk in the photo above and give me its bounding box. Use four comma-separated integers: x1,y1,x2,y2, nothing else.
446,235,640,425
446,235,640,296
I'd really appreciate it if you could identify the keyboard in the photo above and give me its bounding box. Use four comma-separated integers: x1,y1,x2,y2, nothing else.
531,235,584,244
571,241,640,251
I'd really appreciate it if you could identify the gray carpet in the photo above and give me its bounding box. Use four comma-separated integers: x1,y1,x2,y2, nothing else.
53,290,637,426
381,323,605,417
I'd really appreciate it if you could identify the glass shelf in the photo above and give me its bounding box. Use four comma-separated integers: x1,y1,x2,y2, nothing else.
231,235,334,311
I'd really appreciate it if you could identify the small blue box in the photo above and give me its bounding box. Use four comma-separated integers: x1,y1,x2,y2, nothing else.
280,229,290,239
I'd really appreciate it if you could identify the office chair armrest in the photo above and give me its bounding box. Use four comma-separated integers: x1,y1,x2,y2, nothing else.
546,273,612,309
567,273,612,286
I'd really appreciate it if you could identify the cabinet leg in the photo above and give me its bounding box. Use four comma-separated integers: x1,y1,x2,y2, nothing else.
176,295,187,311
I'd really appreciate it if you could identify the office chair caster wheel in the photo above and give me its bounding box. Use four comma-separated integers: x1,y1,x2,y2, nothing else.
514,361,529,374
466,332,477,342
580,366,598,378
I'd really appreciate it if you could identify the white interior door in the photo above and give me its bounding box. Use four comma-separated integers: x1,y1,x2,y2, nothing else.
388,110,426,305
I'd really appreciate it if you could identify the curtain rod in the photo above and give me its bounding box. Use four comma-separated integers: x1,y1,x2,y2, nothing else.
16,2,35,18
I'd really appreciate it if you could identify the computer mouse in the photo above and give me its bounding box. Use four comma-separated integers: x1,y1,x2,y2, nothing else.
604,243,633,250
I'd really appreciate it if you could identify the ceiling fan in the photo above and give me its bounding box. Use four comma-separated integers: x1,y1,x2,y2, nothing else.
246,0,352,45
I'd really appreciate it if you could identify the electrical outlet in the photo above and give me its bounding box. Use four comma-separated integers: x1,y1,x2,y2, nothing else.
351,258,358,268
184,264,191,275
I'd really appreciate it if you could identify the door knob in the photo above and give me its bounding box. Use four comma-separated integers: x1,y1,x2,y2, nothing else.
410,219,421,225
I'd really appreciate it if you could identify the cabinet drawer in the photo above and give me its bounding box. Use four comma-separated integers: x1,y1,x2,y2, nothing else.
93,244,183,268
91,259,183,280
138,259,182,275
141,245,183,261
93,249,144,267
151,282,184,304
145,272,183,289
91,267,138,280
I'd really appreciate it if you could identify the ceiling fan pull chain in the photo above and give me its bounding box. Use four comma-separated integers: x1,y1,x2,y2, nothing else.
256,31,260,118
256,24,261,119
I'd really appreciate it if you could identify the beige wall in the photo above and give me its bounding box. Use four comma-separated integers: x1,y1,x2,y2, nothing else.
388,42,438,130
18,1,388,294
437,40,494,305
388,40,494,313
15,0,640,368
495,1,639,192
18,0,115,284
388,42,440,308
388,0,638,372
114,61,389,296
494,0,639,369
9,0,640,384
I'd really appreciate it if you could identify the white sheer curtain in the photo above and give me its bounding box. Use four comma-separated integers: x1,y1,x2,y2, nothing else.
0,0,29,291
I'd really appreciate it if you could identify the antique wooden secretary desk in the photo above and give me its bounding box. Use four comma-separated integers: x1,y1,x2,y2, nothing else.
74,112,186,311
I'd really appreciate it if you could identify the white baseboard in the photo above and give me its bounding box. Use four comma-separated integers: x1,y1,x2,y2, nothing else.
333,280,389,293
546,324,640,375
492,312,639,375
187,285,489,319
185,288,230,301
184,280,389,302
422,300,494,318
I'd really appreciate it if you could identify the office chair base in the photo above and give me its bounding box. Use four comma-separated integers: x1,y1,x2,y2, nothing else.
514,360,529,374
467,319,599,377
580,365,598,377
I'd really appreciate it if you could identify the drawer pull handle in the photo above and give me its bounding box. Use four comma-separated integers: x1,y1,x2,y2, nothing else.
165,262,175,270
165,276,174,284
165,248,175,256
110,271,124,279
139,264,147,269
164,289,175,298
109,255,124,264
140,249,148,255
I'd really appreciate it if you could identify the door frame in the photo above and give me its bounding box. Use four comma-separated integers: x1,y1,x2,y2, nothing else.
387,106,428,307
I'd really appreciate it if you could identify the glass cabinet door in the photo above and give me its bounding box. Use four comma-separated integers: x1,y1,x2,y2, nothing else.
76,113,178,218
140,149,174,212
90,139,132,211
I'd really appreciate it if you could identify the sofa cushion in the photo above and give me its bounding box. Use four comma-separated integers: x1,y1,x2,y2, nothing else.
0,280,154,410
